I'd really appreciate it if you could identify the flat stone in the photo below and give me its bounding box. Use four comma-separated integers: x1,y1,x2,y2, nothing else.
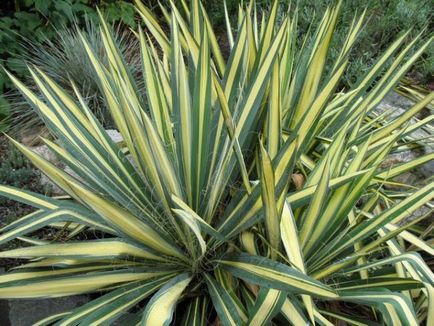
0,300,9,326
380,150,420,168
113,313,138,325
28,144,64,195
400,204,433,226
20,130,51,147
0,268,88,326
7,295,89,326
30,145,60,165
106,129,123,143
0,269,10,326
0,269,89,326
418,160,434,179
30,129,125,196
38,172,64,196
379,91,414,113
376,92,434,182
64,165,80,181
392,172,420,187
376,92,432,139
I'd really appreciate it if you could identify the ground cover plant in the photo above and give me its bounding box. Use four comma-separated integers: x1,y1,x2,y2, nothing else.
0,0,433,325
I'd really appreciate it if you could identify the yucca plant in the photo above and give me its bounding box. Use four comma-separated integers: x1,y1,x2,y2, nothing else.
0,0,433,325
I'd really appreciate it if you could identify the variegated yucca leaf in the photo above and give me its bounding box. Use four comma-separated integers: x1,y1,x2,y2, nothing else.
0,0,433,324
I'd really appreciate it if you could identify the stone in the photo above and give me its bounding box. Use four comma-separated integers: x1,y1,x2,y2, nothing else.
38,166,82,196
392,172,420,186
380,150,420,170
399,204,433,226
28,144,65,194
377,91,414,114
20,129,51,147
30,145,60,165
0,269,9,326
113,313,138,325
0,299,9,325
29,130,125,195
7,296,89,326
376,91,434,181
375,92,432,140
0,268,90,326
105,129,123,143
381,148,433,180
64,165,80,181
418,160,434,179
38,172,64,196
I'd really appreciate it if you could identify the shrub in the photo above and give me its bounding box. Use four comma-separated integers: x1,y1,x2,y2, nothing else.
0,0,433,325
290,0,433,86
0,0,137,93
0,0,137,132
3,18,142,137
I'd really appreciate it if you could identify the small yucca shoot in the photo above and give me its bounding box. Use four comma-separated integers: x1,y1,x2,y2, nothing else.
0,0,433,325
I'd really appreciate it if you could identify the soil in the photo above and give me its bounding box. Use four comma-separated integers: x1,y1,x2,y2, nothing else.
0,135,40,225
0,135,43,269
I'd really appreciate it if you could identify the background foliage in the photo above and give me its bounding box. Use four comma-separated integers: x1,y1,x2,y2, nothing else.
0,0,432,131
0,0,137,127
292,0,433,87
